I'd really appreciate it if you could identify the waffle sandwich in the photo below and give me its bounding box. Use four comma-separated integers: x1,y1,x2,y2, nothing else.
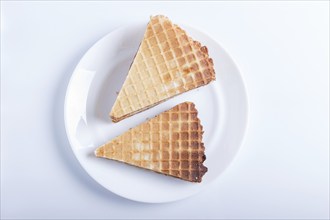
110,15,215,122
96,102,207,182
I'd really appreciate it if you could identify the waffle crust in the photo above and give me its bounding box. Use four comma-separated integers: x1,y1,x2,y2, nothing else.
110,15,216,122
96,102,208,182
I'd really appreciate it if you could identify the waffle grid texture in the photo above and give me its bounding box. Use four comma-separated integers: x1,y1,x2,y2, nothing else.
96,102,207,182
110,15,216,122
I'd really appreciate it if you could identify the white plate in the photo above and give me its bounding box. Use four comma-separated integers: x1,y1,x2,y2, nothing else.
64,21,248,203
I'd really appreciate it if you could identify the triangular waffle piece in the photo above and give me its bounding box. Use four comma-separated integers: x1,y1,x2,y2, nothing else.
96,102,207,182
110,15,215,122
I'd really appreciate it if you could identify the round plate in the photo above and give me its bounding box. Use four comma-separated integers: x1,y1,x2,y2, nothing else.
64,21,248,203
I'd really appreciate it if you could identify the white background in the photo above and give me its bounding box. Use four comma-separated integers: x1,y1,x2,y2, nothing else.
1,1,329,219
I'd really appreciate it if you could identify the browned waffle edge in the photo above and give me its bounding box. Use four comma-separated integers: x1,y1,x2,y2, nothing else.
110,80,213,123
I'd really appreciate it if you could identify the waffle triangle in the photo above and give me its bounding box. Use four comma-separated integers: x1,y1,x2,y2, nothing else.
96,102,207,182
110,15,215,122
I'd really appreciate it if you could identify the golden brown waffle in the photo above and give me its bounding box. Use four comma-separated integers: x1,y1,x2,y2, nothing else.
96,102,207,182
110,15,215,122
